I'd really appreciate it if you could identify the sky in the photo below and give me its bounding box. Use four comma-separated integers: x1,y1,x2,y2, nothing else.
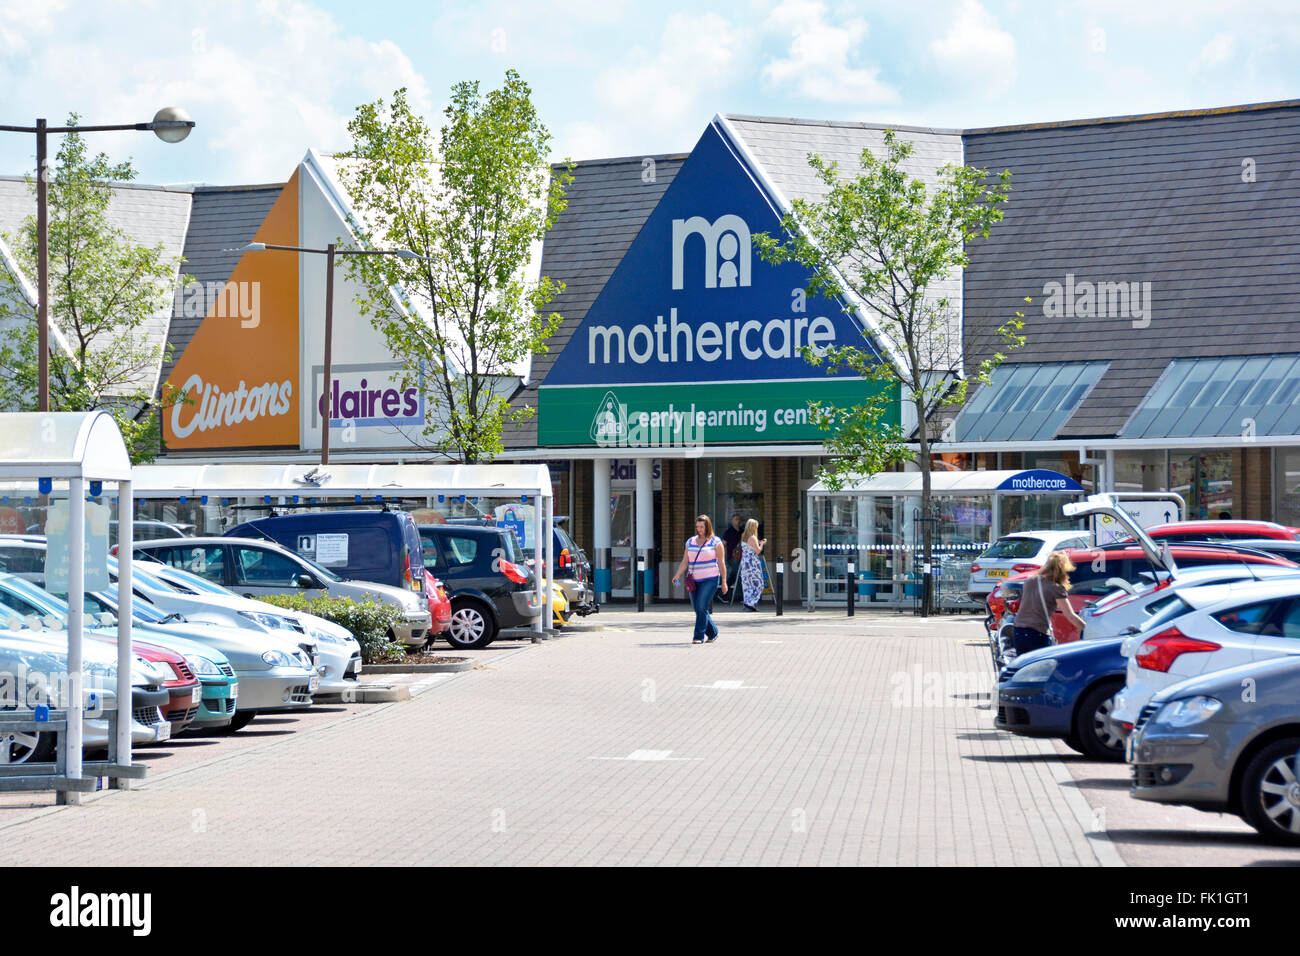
0,0,1297,186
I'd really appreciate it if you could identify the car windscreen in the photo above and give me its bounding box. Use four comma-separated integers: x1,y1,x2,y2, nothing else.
979,538,1044,560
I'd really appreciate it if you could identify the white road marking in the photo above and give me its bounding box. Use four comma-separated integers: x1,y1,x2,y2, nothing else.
590,749,702,762
685,680,766,690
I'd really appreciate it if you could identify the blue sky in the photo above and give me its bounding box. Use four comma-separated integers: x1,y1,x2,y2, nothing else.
1,0,1297,186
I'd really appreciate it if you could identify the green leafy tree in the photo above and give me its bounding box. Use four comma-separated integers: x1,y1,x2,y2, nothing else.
339,71,573,463
754,131,1023,613
0,119,188,463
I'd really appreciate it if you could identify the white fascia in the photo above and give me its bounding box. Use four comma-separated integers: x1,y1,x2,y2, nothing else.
0,233,75,361
713,113,913,382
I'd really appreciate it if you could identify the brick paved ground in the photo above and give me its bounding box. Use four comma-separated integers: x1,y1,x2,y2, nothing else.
0,607,1130,865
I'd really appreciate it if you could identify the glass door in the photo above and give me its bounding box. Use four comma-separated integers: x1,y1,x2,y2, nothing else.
610,491,634,597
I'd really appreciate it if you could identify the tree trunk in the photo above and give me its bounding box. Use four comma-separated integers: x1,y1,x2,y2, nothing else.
915,390,933,617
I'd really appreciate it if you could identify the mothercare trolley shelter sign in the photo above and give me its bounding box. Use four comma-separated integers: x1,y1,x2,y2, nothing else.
537,123,897,448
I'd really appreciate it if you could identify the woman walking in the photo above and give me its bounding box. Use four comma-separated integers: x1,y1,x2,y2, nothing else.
672,515,728,643
739,518,766,611
1012,551,1087,656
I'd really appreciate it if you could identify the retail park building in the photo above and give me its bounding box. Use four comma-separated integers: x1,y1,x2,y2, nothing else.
3,98,1300,604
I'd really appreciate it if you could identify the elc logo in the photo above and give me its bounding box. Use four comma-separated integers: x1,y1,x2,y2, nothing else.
671,214,751,290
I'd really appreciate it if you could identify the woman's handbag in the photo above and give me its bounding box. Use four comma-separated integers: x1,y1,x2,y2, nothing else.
684,540,707,593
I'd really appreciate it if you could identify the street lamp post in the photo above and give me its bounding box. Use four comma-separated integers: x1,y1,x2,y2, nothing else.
0,107,195,412
240,242,426,465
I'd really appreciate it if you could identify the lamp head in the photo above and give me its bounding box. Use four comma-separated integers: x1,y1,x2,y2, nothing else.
151,107,194,144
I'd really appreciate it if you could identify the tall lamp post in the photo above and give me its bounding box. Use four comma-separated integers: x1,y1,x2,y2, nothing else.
240,242,427,465
0,107,195,412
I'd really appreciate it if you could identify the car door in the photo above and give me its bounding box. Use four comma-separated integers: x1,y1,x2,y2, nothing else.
141,543,229,586
1209,599,1290,672
1244,598,1300,663
230,544,324,600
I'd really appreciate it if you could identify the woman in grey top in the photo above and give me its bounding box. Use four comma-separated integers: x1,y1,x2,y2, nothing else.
1012,551,1087,655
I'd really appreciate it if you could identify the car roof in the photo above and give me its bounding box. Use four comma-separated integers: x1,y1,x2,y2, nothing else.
1147,520,1294,533
1174,575,1300,610
998,530,1083,542
418,524,508,537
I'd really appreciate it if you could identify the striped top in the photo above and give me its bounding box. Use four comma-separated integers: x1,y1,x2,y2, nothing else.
686,535,723,579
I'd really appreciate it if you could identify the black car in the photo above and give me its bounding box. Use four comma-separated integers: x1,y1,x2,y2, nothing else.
418,524,541,649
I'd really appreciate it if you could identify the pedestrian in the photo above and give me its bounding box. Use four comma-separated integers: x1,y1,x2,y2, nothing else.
739,518,766,611
722,513,743,588
672,514,728,643
1012,551,1086,656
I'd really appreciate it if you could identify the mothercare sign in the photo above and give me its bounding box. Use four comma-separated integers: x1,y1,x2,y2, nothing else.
539,122,890,447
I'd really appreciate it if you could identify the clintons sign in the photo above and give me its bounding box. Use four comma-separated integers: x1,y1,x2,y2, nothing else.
170,375,294,440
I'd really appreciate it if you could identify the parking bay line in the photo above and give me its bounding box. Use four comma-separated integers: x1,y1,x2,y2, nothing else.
590,750,703,762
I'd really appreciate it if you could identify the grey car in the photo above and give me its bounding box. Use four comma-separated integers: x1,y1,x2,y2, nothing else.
1128,654,1300,844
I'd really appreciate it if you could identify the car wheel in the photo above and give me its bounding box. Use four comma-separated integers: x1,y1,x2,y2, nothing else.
1073,681,1125,761
446,600,498,649
1063,733,1087,755
215,711,258,734
1238,738,1300,845
2,729,54,763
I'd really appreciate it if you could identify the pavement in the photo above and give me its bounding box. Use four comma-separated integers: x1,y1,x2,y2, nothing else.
0,605,1294,865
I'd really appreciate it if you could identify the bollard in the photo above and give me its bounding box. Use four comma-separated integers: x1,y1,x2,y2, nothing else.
636,554,645,612
846,559,855,618
775,556,784,617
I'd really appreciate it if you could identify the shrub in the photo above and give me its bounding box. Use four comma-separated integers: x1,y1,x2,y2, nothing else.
256,594,407,664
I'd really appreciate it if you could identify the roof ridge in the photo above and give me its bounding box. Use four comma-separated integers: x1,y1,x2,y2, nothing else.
723,113,962,136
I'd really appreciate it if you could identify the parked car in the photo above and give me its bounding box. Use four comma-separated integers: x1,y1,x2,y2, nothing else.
137,561,361,692
995,638,1129,759
968,530,1091,601
521,520,595,616
127,536,432,648
417,524,543,649
986,543,1296,645
1128,654,1300,844
224,509,426,596
426,577,452,640
1111,576,1300,735
1137,519,1300,544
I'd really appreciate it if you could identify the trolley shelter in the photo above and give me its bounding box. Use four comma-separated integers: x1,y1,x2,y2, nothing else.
0,412,140,802
128,462,557,638
806,469,1086,609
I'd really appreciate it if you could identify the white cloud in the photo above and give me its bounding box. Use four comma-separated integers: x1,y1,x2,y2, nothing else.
0,0,432,184
1194,32,1237,70
929,0,1017,96
761,0,896,104
595,12,744,129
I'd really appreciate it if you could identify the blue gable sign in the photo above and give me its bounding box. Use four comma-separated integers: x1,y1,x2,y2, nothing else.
543,122,881,387
996,470,1085,493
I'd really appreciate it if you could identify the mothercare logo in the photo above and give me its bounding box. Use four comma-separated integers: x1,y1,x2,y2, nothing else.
1042,273,1152,329
671,214,751,290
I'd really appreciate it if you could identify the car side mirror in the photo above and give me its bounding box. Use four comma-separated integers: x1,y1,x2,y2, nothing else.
296,573,319,590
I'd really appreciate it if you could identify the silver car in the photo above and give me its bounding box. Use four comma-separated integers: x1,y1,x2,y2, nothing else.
1129,654,1300,844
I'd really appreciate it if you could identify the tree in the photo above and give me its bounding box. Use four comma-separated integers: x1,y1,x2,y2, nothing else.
0,120,188,463
753,130,1023,614
339,71,573,463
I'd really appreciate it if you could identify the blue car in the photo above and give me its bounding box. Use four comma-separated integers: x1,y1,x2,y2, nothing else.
994,638,1128,760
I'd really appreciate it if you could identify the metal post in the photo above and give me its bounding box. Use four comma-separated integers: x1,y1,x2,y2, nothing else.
775,556,784,617
62,477,85,804
593,461,610,602
321,242,336,466
636,554,645,612
532,493,544,642
543,491,554,632
36,119,49,413
113,480,133,788
846,558,855,618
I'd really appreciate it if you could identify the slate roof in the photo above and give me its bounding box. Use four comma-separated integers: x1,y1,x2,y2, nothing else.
961,99,1300,439
503,153,685,449
160,183,283,385
0,175,192,397
723,115,965,370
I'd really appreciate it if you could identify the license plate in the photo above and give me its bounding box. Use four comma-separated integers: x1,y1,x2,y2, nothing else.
308,674,320,693
191,686,203,705
353,661,362,675
229,683,238,700
987,569,1009,578
154,721,171,742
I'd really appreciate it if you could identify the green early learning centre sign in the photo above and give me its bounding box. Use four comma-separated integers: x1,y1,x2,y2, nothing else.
538,380,898,447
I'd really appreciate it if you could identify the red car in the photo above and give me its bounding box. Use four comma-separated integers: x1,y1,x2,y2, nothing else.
426,577,451,636
128,640,204,732
1135,520,1300,544
986,543,1298,644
